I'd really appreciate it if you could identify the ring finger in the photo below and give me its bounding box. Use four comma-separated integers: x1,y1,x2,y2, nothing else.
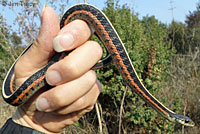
55,80,101,115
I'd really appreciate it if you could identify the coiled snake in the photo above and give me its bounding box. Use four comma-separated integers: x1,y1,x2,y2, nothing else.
2,4,195,127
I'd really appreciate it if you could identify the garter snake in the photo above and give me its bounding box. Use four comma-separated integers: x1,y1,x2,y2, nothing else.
2,4,195,127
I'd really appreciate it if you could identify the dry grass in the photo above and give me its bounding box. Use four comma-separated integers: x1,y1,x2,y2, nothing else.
0,97,16,128
164,50,200,134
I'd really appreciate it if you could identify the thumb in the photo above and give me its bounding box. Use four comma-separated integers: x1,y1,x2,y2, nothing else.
15,6,60,83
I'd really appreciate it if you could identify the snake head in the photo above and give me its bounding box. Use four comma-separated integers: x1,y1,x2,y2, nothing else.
171,114,195,127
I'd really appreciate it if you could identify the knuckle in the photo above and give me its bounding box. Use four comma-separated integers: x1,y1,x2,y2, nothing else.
71,116,79,124
88,41,103,57
71,20,89,38
68,119,77,125
75,97,86,108
51,93,65,107
86,71,97,85
87,105,94,111
73,20,88,31
61,61,79,76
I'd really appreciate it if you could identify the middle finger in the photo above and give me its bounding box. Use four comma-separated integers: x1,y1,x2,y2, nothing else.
46,40,102,85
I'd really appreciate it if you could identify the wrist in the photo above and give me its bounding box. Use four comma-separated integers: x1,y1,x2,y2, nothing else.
0,118,45,134
12,108,32,129
12,108,59,134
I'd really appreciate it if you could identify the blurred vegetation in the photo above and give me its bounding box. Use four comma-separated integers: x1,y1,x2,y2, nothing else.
0,0,199,133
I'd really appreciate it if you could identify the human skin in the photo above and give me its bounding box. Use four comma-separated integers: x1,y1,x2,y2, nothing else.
12,6,102,134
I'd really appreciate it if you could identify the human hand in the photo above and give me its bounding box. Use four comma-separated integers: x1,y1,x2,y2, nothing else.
12,6,102,134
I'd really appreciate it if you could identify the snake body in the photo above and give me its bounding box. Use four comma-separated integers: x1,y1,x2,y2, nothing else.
2,4,194,126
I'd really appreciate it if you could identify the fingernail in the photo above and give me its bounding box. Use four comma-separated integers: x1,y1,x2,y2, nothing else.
41,4,48,17
53,34,74,52
87,23,95,34
36,97,50,111
97,80,102,92
46,70,62,85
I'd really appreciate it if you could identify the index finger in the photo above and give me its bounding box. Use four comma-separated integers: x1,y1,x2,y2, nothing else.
53,19,93,52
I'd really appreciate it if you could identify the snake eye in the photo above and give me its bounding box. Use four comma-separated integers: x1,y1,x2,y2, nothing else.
185,120,190,124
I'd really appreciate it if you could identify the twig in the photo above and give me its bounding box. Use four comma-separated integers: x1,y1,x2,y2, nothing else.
119,86,128,134
182,101,187,134
98,102,109,134
95,102,102,134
